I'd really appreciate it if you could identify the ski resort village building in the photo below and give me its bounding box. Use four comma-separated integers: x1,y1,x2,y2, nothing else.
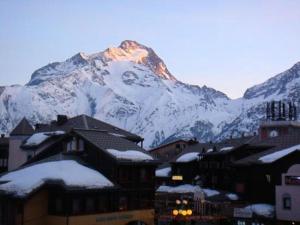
154,101,300,225
0,115,159,225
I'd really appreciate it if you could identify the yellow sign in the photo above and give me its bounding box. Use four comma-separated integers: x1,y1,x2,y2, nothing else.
172,175,183,181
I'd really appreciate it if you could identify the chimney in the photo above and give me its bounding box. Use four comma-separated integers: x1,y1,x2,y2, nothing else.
289,102,293,120
271,101,275,120
282,102,286,120
294,103,298,121
266,102,270,120
57,115,68,125
278,101,282,120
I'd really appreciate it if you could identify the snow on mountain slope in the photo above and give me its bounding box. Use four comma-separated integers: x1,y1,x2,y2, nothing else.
0,40,299,148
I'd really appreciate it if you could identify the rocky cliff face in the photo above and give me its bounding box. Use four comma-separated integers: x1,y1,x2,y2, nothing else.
0,40,299,148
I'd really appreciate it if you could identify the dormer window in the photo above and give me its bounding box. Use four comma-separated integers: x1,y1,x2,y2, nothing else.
66,137,85,152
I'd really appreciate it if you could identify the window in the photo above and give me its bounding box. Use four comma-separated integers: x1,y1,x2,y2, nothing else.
27,154,33,161
3,159,7,167
54,197,63,213
72,199,81,214
119,197,128,211
237,221,246,225
175,144,180,148
78,139,84,151
119,169,129,182
283,193,291,210
98,196,108,212
140,168,147,182
85,197,95,213
266,174,271,183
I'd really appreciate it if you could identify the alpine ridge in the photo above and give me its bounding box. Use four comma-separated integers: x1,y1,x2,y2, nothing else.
0,40,299,148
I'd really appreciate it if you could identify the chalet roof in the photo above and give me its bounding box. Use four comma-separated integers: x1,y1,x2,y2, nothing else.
170,135,259,163
204,135,259,156
35,114,142,142
73,129,158,164
234,132,300,165
0,157,116,198
21,131,66,150
149,139,190,152
10,118,34,136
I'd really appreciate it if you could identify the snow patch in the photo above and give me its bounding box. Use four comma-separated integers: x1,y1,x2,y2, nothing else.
203,188,220,197
156,184,202,194
107,149,153,161
24,131,65,146
176,152,199,162
0,160,114,197
244,204,274,218
226,193,239,200
259,144,300,163
220,146,234,151
155,167,171,177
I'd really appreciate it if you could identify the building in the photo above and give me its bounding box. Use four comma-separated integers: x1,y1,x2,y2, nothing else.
0,114,159,225
155,101,300,224
276,164,300,224
149,139,197,162
8,118,34,171
7,115,144,171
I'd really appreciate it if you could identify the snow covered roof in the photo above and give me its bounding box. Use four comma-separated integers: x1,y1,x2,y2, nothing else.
176,152,199,162
203,188,220,197
220,146,234,151
23,131,65,147
37,115,143,142
156,184,202,194
155,167,171,177
226,193,239,200
106,149,153,161
244,204,274,218
0,160,114,197
156,184,238,201
259,144,300,163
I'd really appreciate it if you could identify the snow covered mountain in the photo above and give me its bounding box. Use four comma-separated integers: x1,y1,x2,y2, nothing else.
0,40,299,148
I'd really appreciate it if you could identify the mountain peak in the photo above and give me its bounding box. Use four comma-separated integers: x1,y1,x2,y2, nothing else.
119,40,146,51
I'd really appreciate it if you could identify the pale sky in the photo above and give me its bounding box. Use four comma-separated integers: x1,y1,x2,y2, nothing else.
1,0,300,99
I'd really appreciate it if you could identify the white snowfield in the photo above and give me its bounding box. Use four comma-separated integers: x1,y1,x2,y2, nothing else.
24,131,65,146
176,152,199,162
106,149,153,161
244,204,274,218
155,167,171,177
259,144,300,163
0,160,114,197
